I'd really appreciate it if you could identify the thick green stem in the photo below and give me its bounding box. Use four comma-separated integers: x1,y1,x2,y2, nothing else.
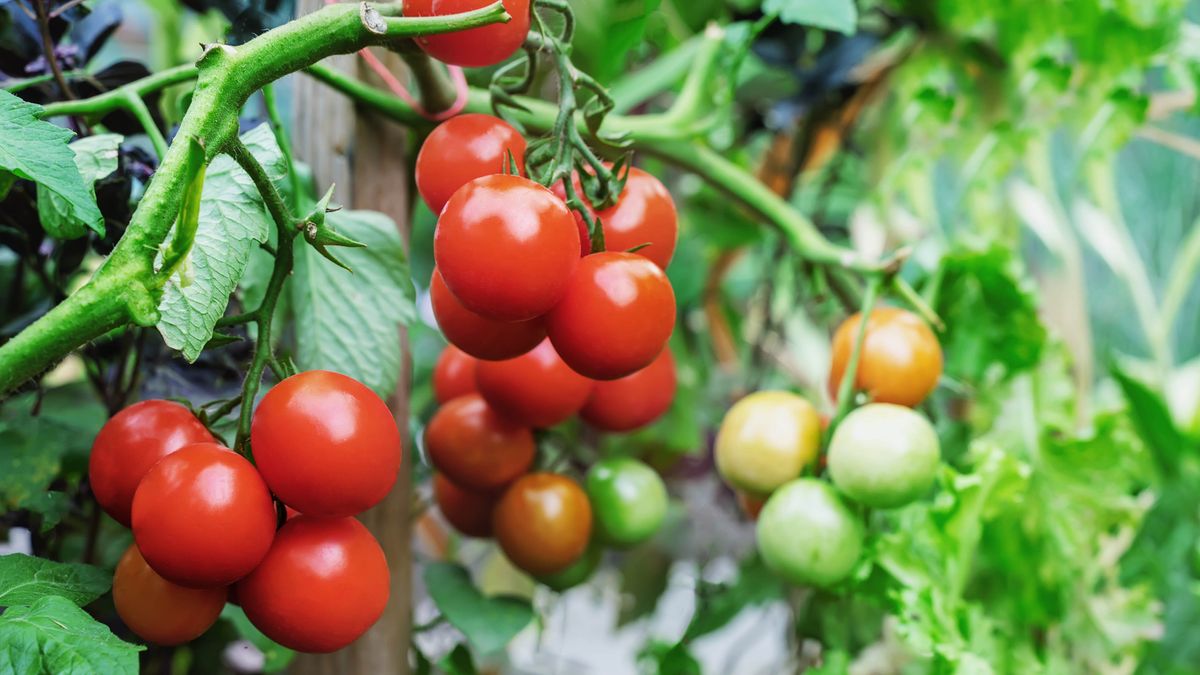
119,89,168,158
400,51,459,114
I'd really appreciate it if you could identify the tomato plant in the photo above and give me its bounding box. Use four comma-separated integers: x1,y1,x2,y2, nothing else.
430,267,547,360
432,345,480,404
406,0,531,67
585,457,668,547
756,478,863,587
415,113,527,214
475,337,594,427
112,544,227,646
424,393,536,491
828,306,943,408
827,403,941,509
492,472,593,575
714,391,821,495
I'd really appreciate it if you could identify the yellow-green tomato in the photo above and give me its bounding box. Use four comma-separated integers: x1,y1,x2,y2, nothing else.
536,543,601,592
715,391,821,495
756,478,862,587
827,403,940,509
585,457,668,547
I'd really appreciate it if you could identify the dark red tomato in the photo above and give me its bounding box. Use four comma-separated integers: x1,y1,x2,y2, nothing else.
475,338,594,428
89,400,214,526
433,345,479,404
406,0,531,68
416,114,527,215
431,268,546,361
113,544,226,645
594,168,678,269
551,174,595,256
237,516,389,653
251,370,402,517
424,394,535,492
433,473,497,538
131,442,276,587
828,307,943,408
547,252,676,380
580,348,676,431
493,473,592,575
435,174,579,321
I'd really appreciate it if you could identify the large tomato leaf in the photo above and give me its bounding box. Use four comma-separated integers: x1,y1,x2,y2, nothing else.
0,386,105,508
422,562,534,654
0,555,110,608
0,595,143,673
36,133,122,239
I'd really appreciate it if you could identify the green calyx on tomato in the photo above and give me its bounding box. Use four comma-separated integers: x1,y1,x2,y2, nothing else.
586,457,668,547
827,403,941,509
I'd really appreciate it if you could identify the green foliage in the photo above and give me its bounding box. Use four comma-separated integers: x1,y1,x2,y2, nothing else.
219,606,295,672
0,555,110,608
422,562,534,654
0,595,143,674
764,0,857,34
571,0,663,84
0,387,105,509
36,134,121,240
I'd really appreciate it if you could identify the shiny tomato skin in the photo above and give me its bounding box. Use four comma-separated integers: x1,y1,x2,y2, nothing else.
756,478,863,587
89,400,214,527
828,307,943,407
251,370,402,517
475,338,594,428
585,457,668,547
436,174,580,321
827,403,940,508
131,442,276,588
493,473,592,576
425,394,535,492
431,268,546,361
580,348,676,431
433,345,480,404
236,516,389,653
594,168,678,269
433,473,497,538
714,391,821,495
416,114,526,215
113,544,226,646
406,0,531,68
547,252,676,380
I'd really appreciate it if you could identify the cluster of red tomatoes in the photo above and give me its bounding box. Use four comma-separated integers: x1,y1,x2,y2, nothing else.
415,110,680,587
90,371,401,652
716,307,944,587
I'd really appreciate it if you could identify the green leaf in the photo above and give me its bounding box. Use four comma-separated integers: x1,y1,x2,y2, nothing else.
617,545,673,627
571,0,663,83
290,209,416,398
0,387,104,508
0,89,103,237
437,644,478,675
156,123,286,361
0,595,142,673
764,0,858,34
636,640,701,675
220,606,294,672
0,555,110,608
422,562,534,654
1110,360,1189,472
36,133,121,239
18,492,72,535
681,555,783,642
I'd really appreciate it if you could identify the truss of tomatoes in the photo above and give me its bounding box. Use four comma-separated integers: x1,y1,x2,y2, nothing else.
90,370,402,652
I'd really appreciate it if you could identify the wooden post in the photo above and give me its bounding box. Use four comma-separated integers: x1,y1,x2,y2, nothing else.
290,3,413,672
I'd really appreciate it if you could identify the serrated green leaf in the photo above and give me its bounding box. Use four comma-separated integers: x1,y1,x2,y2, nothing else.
422,562,533,654
36,133,121,239
156,124,286,361
290,209,416,398
764,0,857,34
0,89,102,237
220,606,294,672
0,555,110,608
0,595,142,673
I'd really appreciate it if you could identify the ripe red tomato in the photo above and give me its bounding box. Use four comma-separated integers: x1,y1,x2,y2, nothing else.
594,168,678,269
433,473,497,538
433,345,479,404
547,252,676,380
131,442,276,587
251,370,401,517
237,516,389,653
580,348,676,431
828,307,943,407
89,400,214,526
416,114,526,215
425,394,535,492
493,473,592,575
406,0,531,68
475,337,594,428
551,175,595,256
431,268,546,361
113,544,226,645
435,174,579,321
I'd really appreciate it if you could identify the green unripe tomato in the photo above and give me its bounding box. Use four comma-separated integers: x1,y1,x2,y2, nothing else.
756,478,863,587
827,403,940,509
586,457,668,547
715,391,821,495
536,543,601,592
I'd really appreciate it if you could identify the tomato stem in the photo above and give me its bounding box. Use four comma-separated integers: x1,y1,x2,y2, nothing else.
826,276,883,443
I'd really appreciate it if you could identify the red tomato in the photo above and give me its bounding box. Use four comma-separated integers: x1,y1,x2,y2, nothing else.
828,307,943,407
475,338,594,428
435,174,579,321
131,442,276,587
433,345,480,404
416,114,527,214
251,370,402,517
113,544,226,645
433,473,497,538
580,348,676,431
431,268,546,361
594,168,678,269
424,394,535,492
493,473,592,575
551,174,595,256
237,516,389,653
547,252,676,380
89,400,214,526
406,0,531,68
